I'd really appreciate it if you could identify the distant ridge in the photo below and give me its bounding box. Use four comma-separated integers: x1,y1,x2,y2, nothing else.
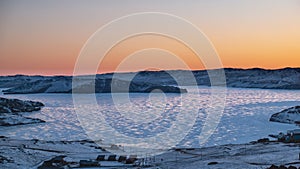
1,67,299,77
0,68,299,93
143,67,162,72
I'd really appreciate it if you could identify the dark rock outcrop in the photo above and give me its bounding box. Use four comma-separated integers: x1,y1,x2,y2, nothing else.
0,97,44,126
38,155,67,169
0,116,45,126
270,106,300,125
79,160,100,167
0,97,44,113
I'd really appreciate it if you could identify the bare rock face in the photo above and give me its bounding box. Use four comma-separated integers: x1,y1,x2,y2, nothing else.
270,106,300,124
0,97,45,126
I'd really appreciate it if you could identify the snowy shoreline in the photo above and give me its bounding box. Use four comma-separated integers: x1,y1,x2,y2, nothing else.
1,136,300,169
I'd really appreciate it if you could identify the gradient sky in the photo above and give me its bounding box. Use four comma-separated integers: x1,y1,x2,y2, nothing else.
0,0,299,75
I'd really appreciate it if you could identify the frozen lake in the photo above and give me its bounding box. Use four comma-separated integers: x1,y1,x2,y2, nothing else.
0,86,299,148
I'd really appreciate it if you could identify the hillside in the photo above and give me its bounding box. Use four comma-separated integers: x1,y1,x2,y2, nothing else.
0,68,299,94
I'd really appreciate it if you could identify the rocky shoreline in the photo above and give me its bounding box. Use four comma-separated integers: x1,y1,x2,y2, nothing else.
1,136,300,169
0,97,45,126
0,136,137,168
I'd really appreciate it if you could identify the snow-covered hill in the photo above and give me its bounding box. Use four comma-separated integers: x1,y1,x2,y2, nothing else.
0,68,299,94
224,68,300,89
2,77,73,94
270,106,300,124
0,75,45,88
98,68,300,89
1,76,187,94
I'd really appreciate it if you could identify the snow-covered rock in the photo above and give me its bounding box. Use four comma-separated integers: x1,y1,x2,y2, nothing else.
0,97,45,126
270,106,300,124
0,115,45,126
0,137,134,169
0,97,44,113
1,137,300,169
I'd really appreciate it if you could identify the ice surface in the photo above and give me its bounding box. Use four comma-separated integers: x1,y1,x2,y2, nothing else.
0,87,299,148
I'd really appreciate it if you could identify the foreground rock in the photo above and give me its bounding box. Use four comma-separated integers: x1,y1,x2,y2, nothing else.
1,137,300,169
0,137,136,169
266,164,298,169
0,97,44,126
153,142,300,169
0,115,45,126
0,97,44,113
270,106,300,125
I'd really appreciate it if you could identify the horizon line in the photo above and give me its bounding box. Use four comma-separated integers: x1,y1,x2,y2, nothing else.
1,66,299,77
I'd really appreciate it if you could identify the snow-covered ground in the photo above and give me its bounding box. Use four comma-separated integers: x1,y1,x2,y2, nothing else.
0,137,120,168
1,136,300,169
153,141,300,169
0,87,300,168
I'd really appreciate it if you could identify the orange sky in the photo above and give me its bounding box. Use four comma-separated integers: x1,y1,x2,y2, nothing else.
99,34,204,73
0,0,299,75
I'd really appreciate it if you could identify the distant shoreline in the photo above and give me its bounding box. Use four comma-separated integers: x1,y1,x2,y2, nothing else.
1,68,299,93
1,67,299,77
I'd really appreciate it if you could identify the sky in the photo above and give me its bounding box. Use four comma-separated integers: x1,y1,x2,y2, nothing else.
0,0,299,75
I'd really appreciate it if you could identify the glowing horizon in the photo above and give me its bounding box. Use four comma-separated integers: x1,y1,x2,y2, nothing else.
1,0,299,76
